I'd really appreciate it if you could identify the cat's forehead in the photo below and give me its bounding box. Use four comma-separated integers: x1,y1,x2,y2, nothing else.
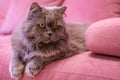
43,6,61,20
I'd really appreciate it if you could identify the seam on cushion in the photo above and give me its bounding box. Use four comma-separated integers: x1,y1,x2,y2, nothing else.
42,70,119,80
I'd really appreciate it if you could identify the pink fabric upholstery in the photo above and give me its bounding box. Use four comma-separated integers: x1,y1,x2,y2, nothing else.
0,0,64,34
0,0,120,80
0,35,120,80
0,0,11,27
63,0,120,24
1,0,120,34
86,18,120,57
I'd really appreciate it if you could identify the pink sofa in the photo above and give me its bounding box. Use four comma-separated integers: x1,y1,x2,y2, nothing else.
0,0,120,80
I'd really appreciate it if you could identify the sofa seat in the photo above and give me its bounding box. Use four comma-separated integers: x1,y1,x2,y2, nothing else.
0,35,120,80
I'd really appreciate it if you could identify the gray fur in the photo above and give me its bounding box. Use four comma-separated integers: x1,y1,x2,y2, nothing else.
9,2,88,80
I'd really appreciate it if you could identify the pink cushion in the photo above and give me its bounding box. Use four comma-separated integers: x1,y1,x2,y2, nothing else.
0,0,64,34
86,18,120,57
0,16,4,28
63,0,119,24
0,35,120,80
0,0,11,27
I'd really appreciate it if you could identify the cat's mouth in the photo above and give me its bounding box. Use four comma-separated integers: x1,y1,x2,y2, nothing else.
43,37,52,43
42,37,60,44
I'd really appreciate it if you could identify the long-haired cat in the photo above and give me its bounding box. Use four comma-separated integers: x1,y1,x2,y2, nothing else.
9,2,88,80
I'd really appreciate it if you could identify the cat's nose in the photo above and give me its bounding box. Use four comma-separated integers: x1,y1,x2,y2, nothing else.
48,33,53,37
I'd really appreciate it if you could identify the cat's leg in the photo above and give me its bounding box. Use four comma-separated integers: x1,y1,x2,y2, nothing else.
25,56,43,77
9,57,25,80
25,51,60,66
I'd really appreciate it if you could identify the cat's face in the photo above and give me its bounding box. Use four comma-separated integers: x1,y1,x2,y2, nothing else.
24,2,68,44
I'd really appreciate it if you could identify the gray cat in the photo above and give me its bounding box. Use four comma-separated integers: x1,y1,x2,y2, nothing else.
9,2,88,80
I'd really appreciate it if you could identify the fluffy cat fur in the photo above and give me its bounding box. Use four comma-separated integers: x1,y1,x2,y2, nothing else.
9,2,88,80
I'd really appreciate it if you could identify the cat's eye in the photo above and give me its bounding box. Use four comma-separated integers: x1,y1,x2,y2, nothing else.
39,23,45,28
54,24,60,29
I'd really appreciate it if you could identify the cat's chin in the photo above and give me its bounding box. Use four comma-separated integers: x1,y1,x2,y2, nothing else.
42,40,51,44
41,39,58,44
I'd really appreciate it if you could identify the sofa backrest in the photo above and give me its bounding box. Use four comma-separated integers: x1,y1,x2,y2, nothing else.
0,0,120,34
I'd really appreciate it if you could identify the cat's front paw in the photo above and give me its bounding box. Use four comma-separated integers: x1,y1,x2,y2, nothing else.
9,61,24,80
25,61,43,77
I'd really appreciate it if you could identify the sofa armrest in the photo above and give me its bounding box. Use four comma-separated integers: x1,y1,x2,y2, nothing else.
85,18,120,56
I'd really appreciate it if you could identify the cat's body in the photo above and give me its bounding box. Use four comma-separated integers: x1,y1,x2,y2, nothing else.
10,2,88,80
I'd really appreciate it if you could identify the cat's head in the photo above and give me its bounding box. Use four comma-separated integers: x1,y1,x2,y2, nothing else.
23,2,68,44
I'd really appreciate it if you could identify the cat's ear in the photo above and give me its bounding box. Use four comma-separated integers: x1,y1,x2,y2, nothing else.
56,6,67,14
30,2,42,11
